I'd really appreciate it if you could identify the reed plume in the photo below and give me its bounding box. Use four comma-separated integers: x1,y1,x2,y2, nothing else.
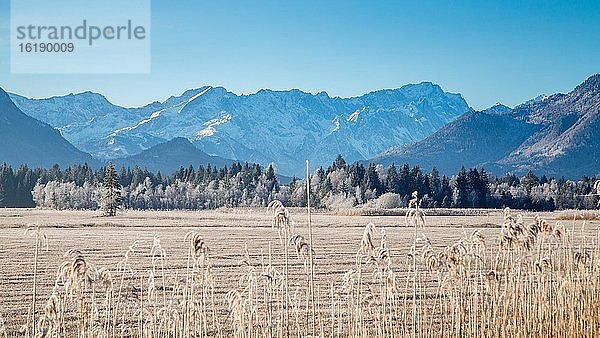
185,232,209,261
267,199,294,242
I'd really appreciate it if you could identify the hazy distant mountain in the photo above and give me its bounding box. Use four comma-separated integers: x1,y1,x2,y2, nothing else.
9,91,161,159
111,137,230,173
374,104,540,174
374,74,600,178
10,83,469,175
498,74,600,176
0,87,96,168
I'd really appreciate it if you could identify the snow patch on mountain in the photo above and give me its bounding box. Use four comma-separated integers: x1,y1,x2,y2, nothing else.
196,112,232,139
524,94,550,106
331,117,340,132
110,109,166,137
180,86,213,113
188,86,212,103
347,108,364,122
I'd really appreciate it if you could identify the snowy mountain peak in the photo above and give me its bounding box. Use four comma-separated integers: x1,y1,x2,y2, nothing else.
58,91,112,105
526,94,550,105
398,81,443,96
483,103,512,115
575,73,600,92
187,86,212,103
161,86,212,107
12,82,470,175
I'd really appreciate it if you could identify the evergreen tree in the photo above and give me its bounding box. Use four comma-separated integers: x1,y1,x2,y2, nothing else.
119,165,128,187
521,170,539,194
289,176,298,193
440,175,452,206
453,166,469,208
15,165,37,207
102,162,122,216
467,168,481,207
476,168,490,207
429,167,441,199
333,154,347,171
363,163,382,197
320,177,333,198
131,166,144,188
348,163,365,188
186,165,196,182
397,163,411,197
410,166,424,195
385,163,400,194
502,173,520,186
263,165,279,193
0,164,15,207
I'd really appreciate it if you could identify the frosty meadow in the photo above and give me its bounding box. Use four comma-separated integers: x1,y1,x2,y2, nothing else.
1,200,599,337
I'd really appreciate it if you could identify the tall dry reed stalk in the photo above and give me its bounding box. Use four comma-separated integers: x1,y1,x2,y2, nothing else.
25,225,47,338
306,160,316,337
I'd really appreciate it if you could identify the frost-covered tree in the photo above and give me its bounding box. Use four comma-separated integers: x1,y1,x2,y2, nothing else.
15,156,600,212
102,162,122,216
31,181,97,210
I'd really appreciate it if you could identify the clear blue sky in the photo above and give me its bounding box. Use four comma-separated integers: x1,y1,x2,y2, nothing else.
0,0,598,110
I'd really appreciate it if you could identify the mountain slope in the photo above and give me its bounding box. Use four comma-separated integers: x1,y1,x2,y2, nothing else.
374,74,600,177
11,83,469,175
374,104,540,174
498,74,600,176
111,137,230,173
0,87,96,168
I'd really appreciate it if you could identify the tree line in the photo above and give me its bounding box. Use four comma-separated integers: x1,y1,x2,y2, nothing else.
0,155,598,211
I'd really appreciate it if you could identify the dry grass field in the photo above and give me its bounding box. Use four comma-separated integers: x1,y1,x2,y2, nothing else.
0,206,599,337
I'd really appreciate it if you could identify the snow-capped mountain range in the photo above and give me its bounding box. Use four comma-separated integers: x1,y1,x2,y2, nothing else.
9,83,469,175
375,74,600,177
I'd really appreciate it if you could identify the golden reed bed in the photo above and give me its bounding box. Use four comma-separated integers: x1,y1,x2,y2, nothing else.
0,205,599,337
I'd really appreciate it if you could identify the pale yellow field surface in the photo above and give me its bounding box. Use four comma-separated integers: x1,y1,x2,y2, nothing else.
0,208,598,337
